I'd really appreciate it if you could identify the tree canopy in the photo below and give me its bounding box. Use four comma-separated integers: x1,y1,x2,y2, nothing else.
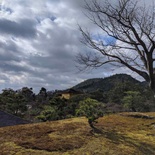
76,98,104,129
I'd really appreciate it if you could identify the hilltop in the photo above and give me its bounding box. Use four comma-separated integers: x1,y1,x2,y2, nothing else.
0,112,155,155
72,74,145,93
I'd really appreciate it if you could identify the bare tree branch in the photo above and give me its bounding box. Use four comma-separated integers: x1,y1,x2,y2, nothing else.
77,0,155,91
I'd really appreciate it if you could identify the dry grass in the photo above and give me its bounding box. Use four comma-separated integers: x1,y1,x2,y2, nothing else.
0,113,155,155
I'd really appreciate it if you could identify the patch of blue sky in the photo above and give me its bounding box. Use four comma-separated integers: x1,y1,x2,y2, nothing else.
35,16,56,24
92,34,116,46
0,5,13,14
50,16,56,21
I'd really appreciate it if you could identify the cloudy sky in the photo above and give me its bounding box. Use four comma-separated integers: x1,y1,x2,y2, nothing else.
0,0,151,93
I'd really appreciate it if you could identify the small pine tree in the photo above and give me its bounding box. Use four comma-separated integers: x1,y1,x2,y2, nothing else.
76,98,104,130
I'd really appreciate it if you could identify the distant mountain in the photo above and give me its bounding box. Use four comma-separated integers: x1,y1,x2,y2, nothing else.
72,74,146,93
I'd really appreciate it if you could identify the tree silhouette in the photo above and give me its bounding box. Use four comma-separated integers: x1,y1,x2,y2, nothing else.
78,0,155,93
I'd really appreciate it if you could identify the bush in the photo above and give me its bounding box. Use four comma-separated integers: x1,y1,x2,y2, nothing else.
76,98,104,129
36,106,59,121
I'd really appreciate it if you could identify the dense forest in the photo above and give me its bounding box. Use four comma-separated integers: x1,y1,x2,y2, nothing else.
0,74,155,123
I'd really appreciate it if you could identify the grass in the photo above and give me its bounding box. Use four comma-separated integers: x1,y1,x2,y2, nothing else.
0,112,155,154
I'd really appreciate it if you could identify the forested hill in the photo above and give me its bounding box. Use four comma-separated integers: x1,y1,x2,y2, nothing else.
72,74,146,93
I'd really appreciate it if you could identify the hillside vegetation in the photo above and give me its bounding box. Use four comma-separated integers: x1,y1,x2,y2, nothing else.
72,74,144,93
1,74,154,123
0,112,155,155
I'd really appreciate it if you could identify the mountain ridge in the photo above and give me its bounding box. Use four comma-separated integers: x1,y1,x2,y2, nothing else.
72,74,146,93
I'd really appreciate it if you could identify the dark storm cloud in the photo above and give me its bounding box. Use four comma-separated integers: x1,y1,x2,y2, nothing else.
0,18,36,38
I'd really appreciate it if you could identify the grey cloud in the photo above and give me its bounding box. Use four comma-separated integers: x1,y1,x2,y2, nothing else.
27,22,82,74
0,18,36,38
0,62,29,73
28,54,75,74
0,40,31,73
0,0,148,93
0,0,102,92
0,45,20,61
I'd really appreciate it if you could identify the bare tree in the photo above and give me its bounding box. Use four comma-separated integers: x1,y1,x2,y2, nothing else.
77,0,155,92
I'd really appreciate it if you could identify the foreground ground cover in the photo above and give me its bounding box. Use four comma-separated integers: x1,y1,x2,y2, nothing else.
0,112,155,155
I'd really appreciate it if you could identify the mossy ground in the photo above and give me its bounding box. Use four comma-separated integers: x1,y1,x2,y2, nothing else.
0,112,155,155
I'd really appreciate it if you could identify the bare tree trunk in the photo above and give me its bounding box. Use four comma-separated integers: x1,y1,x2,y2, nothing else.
88,119,95,129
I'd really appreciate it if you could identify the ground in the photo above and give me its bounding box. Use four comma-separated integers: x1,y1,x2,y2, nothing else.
0,112,155,155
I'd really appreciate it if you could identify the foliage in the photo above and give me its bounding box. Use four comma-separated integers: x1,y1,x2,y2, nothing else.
90,90,108,103
36,87,47,103
122,91,148,112
107,81,143,104
73,74,142,93
50,97,68,119
0,89,27,116
20,87,35,102
36,106,59,121
0,74,154,122
76,98,104,128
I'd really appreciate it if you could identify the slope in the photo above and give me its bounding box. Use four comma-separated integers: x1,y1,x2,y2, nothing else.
0,112,155,155
72,74,144,93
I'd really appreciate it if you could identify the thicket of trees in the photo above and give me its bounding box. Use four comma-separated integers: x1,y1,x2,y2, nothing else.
0,80,154,124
